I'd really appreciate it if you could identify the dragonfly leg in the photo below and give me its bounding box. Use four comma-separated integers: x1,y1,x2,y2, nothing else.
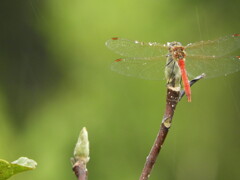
170,61,176,80
165,58,174,85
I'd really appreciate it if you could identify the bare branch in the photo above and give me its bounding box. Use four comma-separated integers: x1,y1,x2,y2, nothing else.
139,73,205,180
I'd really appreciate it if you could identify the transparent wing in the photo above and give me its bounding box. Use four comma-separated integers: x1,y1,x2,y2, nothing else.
186,34,240,56
111,57,167,80
186,55,240,79
106,38,168,58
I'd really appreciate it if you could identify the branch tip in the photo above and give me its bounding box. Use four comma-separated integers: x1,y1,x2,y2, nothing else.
72,127,90,180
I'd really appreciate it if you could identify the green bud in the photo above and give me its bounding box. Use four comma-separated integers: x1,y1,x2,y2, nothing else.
73,127,90,163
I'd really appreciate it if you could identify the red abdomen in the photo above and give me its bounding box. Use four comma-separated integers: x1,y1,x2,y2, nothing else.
178,59,191,102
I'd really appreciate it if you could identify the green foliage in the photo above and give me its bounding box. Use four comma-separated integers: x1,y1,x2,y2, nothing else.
0,157,37,180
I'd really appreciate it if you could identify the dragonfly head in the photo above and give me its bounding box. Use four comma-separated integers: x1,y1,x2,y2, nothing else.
166,41,182,47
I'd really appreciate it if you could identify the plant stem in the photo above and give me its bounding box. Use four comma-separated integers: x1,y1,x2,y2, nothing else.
139,73,205,180
72,160,88,180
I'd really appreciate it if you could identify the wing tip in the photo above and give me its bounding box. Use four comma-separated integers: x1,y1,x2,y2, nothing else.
114,58,123,62
232,33,240,37
105,37,119,47
111,37,119,40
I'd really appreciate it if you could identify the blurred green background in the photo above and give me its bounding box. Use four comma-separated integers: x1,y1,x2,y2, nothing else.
0,0,240,180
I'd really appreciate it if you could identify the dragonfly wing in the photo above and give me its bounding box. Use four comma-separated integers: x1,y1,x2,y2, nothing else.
186,34,240,57
111,57,167,80
186,55,240,79
106,38,168,58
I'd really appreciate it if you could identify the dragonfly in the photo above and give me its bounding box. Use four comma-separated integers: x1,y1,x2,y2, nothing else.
106,34,240,102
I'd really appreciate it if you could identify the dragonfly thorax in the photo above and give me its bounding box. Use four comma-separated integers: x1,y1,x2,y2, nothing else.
168,42,186,61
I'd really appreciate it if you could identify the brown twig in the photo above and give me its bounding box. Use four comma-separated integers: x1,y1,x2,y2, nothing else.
72,160,88,180
139,73,205,180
